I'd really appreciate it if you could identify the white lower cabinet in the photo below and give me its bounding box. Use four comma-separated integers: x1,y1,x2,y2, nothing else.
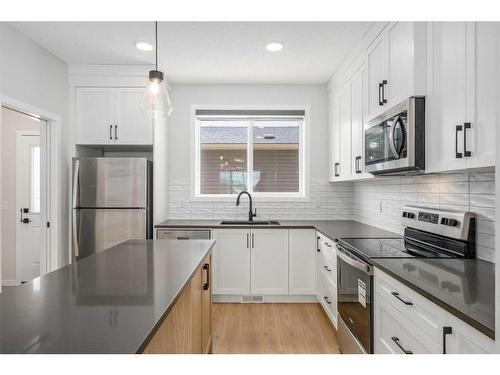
251,229,289,295
374,268,496,354
288,229,317,295
212,229,251,295
316,232,338,328
213,228,318,298
374,291,441,354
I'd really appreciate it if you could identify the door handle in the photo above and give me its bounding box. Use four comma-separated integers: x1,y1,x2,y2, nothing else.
114,125,118,140
324,296,332,305
356,156,362,174
246,233,249,248
203,263,210,290
442,326,452,354
323,265,332,272
22,218,31,224
464,122,471,157
391,292,413,306
317,236,321,252
378,82,384,106
251,233,255,248
109,125,113,140
334,162,340,177
391,337,413,354
381,80,388,104
455,125,463,158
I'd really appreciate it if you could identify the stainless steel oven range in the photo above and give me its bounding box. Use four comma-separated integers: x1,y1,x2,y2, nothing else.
336,205,476,354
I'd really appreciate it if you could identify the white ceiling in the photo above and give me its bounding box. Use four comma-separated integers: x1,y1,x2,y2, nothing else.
10,22,371,84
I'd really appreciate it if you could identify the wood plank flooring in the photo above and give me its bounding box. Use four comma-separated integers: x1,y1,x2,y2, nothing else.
212,303,341,354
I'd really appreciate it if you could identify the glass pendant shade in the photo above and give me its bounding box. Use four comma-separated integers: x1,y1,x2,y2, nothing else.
140,70,173,116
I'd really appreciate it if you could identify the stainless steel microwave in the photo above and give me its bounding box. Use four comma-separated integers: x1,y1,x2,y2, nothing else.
364,97,425,175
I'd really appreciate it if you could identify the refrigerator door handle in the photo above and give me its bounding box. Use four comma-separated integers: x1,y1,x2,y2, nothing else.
72,159,80,208
72,209,79,259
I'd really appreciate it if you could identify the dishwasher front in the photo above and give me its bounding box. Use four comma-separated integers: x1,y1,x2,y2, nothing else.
156,228,211,240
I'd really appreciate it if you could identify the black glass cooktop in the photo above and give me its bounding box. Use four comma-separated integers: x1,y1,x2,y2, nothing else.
338,237,456,260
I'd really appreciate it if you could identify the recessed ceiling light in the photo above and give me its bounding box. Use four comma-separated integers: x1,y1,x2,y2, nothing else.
135,41,153,51
266,41,284,52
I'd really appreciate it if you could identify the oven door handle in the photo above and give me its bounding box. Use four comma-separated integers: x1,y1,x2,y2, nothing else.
337,246,373,275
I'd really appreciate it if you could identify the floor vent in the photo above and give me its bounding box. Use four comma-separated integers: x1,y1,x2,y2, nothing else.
241,295,264,303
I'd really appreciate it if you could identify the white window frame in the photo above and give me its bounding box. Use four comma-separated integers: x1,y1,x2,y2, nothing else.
191,105,310,202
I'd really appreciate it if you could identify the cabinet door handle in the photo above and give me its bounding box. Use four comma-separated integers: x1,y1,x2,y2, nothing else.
382,80,388,104
317,236,321,252
203,263,210,290
246,233,249,249
109,125,113,140
464,122,471,157
356,156,362,174
115,125,118,140
324,242,332,248
455,125,463,158
323,265,332,272
324,296,331,305
442,326,452,354
251,233,255,248
378,82,384,106
334,162,340,177
391,337,413,354
391,292,413,306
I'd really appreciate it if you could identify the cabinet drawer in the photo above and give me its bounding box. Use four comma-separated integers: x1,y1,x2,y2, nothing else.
319,271,337,326
374,268,447,343
318,248,336,285
374,291,441,354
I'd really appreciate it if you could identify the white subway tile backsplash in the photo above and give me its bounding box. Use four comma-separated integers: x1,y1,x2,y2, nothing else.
168,169,495,263
351,169,495,263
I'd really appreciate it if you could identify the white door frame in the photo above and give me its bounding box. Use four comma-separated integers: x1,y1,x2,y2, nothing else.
0,94,61,288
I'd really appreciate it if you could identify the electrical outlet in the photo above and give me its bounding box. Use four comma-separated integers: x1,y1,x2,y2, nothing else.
313,198,321,208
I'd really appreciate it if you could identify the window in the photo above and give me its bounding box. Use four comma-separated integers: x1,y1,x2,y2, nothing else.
194,108,307,199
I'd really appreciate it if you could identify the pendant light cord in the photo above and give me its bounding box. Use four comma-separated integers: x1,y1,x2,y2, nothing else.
155,21,158,70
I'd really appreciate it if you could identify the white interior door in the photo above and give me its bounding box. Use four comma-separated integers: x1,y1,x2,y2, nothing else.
20,134,41,282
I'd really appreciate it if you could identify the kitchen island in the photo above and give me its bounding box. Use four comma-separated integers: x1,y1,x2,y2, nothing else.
0,239,214,354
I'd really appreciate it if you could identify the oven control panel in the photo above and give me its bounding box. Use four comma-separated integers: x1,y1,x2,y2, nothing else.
401,205,474,241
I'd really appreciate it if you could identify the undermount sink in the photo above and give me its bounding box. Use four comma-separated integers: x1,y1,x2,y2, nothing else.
220,220,280,225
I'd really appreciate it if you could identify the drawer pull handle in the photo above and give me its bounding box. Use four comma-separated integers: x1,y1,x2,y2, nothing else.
443,326,452,354
391,292,413,306
391,337,413,354
323,265,332,272
324,296,331,305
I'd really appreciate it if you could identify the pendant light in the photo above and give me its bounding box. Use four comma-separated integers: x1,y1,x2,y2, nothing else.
140,21,173,116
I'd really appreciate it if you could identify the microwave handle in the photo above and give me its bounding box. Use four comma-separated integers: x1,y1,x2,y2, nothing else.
388,116,403,159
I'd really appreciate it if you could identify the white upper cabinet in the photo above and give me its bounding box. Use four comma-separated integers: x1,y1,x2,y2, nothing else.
465,22,497,169
75,88,115,145
250,229,289,295
338,85,353,178
75,87,153,146
427,22,497,172
113,88,153,145
366,34,388,120
365,22,426,122
329,97,341,180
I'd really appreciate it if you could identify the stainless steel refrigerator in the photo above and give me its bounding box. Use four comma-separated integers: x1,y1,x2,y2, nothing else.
72,157,153,261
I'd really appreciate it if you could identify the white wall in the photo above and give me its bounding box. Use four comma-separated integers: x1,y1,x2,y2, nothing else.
167,84,351,220
0,23,69,274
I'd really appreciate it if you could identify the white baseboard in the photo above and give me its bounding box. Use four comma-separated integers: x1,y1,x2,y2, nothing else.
2,279,19,287
213,294,319,303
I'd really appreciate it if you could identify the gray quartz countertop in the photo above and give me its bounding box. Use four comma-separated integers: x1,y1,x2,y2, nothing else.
0,239,214,354
155,220,399,241
372,257,495,339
